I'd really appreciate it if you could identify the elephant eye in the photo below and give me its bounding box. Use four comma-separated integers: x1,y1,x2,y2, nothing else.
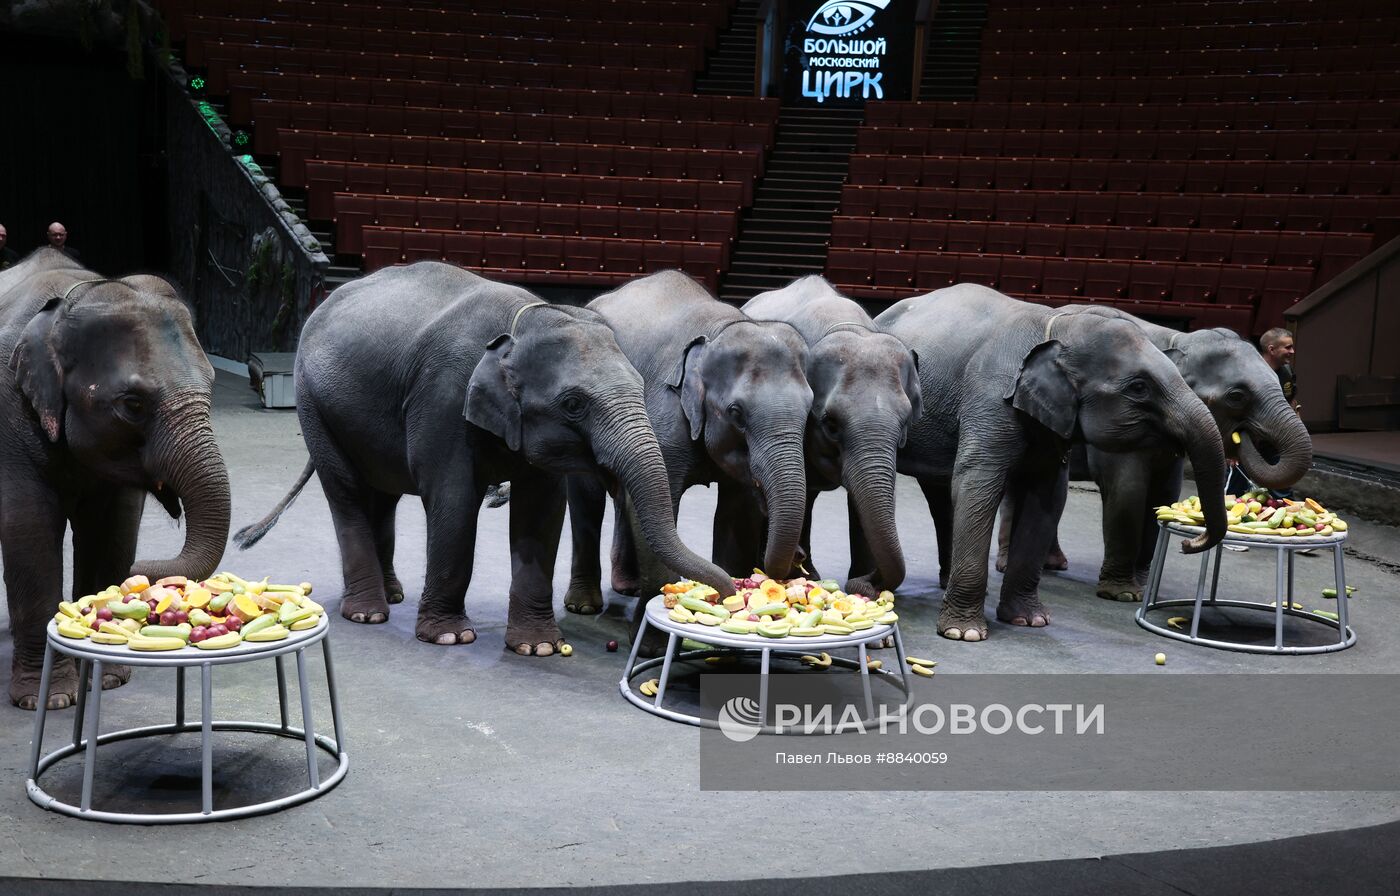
119,395,147,419
1224,388,1249,409
1125,379,1150,400
560,394,586,420
727,403,746,427
821,413,840,439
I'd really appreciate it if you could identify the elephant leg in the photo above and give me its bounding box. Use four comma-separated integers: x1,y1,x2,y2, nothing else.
564,474,607,615
71,486,145,693
995,468,1066,628
413,476,482,646
712,479,763,576
505,473,568,656
938,466,1008,642
370,491,405,604
300,400,391,624
1093,453,1152,602
917,476,954,590
610,494,641,597
3,480,74,710
800,491,819,580
994,493,1014,573
1139,457,1186,586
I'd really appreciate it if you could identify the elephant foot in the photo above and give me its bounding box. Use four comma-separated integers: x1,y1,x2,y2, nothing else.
937,571,949,590
10,656,78,711
102,663,133,691
484,483,511,508
937,603,988,642
416,611,477,645
996,594,1051,628
341,593,390,625
384,573,406,605
994,551,1009,574
611,570,641,597
506,616,564,656
563,580,605,615
843,575,880,598
632,624,671,659
1044,549,1070,571
1095,578,1142,603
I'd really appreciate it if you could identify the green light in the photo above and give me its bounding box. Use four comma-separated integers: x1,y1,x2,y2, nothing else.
233,130,250,146
190,76,205,91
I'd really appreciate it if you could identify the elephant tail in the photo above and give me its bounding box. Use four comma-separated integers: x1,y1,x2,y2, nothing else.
232,460,316,549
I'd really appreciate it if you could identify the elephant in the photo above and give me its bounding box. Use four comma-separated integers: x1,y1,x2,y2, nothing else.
740,275,922,596
563,270,813,630
997,306,1313,601
234,262,733,655
1,249,232,709
869,285,1228,642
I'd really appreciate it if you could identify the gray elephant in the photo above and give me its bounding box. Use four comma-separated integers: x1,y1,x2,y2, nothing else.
871,285,1228,641
236,263,733,655
740,275,922,596
563,270,813,627
1,249,232,709
998,306,1312,601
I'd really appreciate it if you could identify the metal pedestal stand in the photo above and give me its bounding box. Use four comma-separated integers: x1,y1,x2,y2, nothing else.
1138,522,1354,654
621,596,913,733
27,615,348,823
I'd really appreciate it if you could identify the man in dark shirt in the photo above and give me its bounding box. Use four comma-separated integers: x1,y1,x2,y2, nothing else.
46,221,82,263
1260,327,1299,416
0,224,18,270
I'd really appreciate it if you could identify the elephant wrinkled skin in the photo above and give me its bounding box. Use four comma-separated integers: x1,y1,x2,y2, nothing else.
871,286,1229,642
0,249,231,709
236,263,731,656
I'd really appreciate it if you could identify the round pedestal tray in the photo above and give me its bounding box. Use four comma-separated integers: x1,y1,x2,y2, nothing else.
1137,521,1354,654
26,614,348,823
620,595,913,734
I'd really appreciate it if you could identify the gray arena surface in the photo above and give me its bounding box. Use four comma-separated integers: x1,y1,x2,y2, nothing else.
2,368,1398,890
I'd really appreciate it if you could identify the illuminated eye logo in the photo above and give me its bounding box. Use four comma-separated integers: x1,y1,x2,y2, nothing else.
806,0,889,36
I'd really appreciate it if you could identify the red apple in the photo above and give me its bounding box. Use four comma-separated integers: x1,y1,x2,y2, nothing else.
159,610,179,627
147,611,161,625
173,610,189,624
189,626,208,643
208,624,227,638
224,616,243,632
89,617,102,630
606,640,619,652
96,607,114,622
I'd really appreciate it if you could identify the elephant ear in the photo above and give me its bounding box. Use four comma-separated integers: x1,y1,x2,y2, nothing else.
666,335,707,442
1007,340,1078,440
901,349,924,440
465,334,522,452
9,297,65,443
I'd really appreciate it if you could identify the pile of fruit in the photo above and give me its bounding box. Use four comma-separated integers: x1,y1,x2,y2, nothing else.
52,572,322,651
661,571,897,639
1156,491,1349,538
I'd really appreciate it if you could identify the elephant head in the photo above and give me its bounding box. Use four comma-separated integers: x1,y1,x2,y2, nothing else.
1165,329,1312,491
1009,313,1229,553
806,329,922,591
668,321,814,579
9,273,231,579
465,305,734,597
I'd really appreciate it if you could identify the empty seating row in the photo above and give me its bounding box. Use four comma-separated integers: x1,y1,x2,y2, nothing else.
249,99,773,156
360,227,724,290
856,127,1398,162
168,1,712,48
829,216,1371,280
985,0,1382,28
203,44,693,95
980,44,1396,78
848,154,1400,196
304,161,745,221
825,250,1310,330
332,194,735,257
225,73,777,129
158,0,731,28
978,70,1400,103
183,17,706,72
983,21,1400,53
838,185,1400,234
278,130,762,203
861,99,1400,132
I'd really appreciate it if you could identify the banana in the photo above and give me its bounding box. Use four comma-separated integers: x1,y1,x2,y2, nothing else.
638,678,659,697
905,656,937,667
98,621,132,639
910,664,935,677
57,602,82,619
866,659,883,671
720,619,758,635
876,612,898,625
289,615,320,631
848,618,875,631
756,622,791,638
91,631,132,645
244,624,289,642
1315,609,1340,621
800,652,833,668
679,595,729,618
1167,616,1189,630
820,622,854,636
195,631,243,650
242,613,281,636
127,634,187,651
693,613,723,627
57,620,93,640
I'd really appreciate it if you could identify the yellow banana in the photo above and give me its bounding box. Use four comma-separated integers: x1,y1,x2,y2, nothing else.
195,631,243,650
127,634,186,651
905,656,937,667
1166,616,1189,630
911,664,935,677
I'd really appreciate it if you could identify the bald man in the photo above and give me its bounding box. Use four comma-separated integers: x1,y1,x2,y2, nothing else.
0,224,17,270
46,222,81,263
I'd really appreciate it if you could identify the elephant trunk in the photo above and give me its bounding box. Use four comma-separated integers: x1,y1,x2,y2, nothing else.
1170,395,1229,553
842,434,905,591
131,391,232,581
593,402,734,597
751,429,808,579
1236,399,1312,490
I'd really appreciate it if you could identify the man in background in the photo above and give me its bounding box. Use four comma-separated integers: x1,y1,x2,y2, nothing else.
0,224,18,270
46,221,82,263
1259,327,1300,416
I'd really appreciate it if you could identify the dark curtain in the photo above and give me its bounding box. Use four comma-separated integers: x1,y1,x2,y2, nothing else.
0,30,166,276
